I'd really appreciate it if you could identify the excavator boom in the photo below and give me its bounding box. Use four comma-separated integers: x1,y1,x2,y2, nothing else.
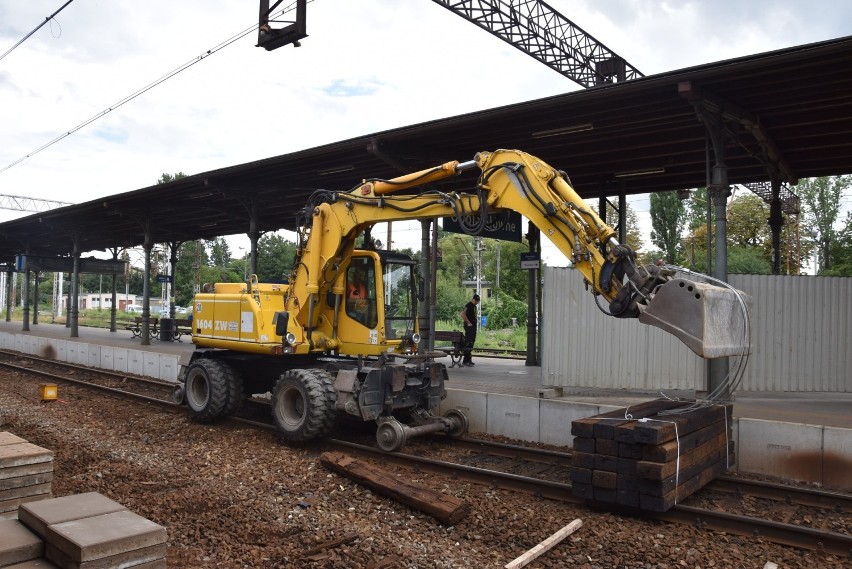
285,149,749,359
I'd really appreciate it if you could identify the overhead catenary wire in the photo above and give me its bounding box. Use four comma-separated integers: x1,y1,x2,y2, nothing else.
0,0,75,62
0,1,303,176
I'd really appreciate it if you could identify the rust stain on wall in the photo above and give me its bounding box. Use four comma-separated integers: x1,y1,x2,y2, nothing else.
822,451,852,490
39,344,56,360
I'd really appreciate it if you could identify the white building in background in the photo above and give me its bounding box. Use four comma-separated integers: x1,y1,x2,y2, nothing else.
62,293,151,312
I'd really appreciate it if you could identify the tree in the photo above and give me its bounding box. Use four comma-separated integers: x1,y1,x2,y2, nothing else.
174,241,206,306
649,191,686,264
821,212,852,276
207,237,233,280
603,201,643,253
481,239,529,302
157,172,187,184
798,175,851,272
256,233,297,283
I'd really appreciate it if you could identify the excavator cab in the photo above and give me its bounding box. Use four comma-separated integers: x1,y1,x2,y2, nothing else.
337,251,420,354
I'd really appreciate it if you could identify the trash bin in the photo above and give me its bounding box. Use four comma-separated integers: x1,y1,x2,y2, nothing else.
159,318,175,342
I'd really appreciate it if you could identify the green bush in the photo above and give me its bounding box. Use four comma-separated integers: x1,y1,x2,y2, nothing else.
483,293,528,329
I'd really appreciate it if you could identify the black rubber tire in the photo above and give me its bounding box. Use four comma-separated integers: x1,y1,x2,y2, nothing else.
271,369,337,443
184,359,243,423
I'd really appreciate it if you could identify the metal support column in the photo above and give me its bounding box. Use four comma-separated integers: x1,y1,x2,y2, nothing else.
708,164,731,395
21,268,30,332
769,177,784,275
526,226,539,366
142,239,153,346
32,272,39,325
4,267,11,322
168,242,179,318
70,244,80,338
247,212,259,277
110,248,119,332
419,221,432,352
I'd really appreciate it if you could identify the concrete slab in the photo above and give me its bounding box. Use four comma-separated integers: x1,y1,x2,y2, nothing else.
45,510,166,563
45,542,166,569
0,444,54,469
4,559,60,568
99,346,113,371
0,473,54,492
127,351,143,376
55,341,67,363
37,338,53,359
737,418,824,485
112,348,128,373
0,483,52,501
86,345,101,368
76,344,90,367
0,432,28,446
65,344,77,365
18,493,126,539
486,393,540,443
0,463,55,482
823,426,852,490
0,494,52,515
126,559,167,569
159,355,178,382
440,389,487,434
142,353,159,379
539,400,600,447
0,519,43,566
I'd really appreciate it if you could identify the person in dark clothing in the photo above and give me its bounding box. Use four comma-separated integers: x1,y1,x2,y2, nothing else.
460,294,480,366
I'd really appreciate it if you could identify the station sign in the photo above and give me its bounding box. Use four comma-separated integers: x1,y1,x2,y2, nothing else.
156,274,173,284
442,211,522,243
520,252,540,270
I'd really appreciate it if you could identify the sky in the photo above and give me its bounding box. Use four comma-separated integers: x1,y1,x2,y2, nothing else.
1,0,850,267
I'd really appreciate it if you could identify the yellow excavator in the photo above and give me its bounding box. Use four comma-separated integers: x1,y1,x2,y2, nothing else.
179,149,749,451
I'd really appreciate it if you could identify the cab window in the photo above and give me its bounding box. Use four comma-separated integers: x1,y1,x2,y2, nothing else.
346,260,377,328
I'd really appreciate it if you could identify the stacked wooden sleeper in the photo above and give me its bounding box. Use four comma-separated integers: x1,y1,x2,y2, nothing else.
570,398,734,512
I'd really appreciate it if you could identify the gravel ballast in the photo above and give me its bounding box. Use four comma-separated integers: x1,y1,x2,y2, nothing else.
0,371,845,568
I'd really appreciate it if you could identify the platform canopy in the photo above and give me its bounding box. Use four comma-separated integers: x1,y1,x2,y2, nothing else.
1,35,851,261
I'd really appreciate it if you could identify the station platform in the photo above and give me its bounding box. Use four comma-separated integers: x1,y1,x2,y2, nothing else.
0,320,849,490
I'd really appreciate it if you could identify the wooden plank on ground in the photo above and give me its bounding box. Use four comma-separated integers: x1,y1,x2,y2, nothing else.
319,452,469,525
504,519,583,569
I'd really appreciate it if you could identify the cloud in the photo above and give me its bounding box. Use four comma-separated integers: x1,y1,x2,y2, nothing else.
321,78,383,98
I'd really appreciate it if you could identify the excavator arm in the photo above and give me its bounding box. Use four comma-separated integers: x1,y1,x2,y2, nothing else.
285,149,749,358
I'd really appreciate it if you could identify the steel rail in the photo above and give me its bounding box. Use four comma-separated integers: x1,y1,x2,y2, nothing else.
658,505,852,557
0,359,178,410
710,475,852,514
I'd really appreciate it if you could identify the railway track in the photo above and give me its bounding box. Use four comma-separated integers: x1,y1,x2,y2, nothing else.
1,351,850,557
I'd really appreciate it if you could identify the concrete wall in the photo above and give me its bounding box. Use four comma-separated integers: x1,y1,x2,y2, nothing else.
441,388,852,491
0,331,179,382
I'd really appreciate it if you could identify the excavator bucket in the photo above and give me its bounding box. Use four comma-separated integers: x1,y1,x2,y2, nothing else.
638,278,751,359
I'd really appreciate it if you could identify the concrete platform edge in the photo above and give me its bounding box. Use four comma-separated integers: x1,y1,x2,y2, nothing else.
441,388,852,491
